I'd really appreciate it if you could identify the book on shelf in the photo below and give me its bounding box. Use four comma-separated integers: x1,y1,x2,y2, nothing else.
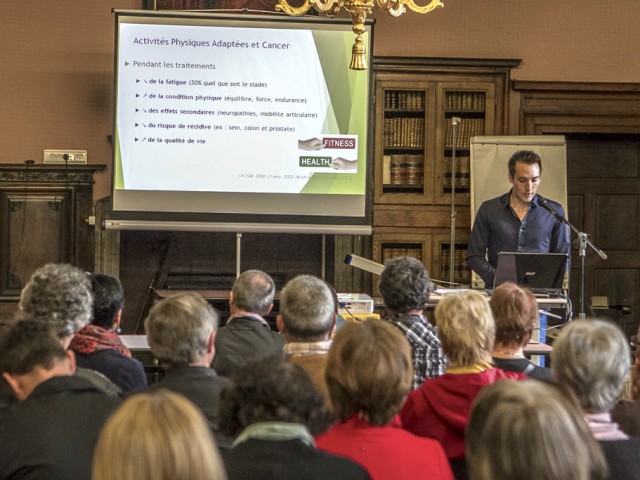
382,246,423,264
445,117,485,149
439,245,471,283
383,155,391,185
458,156,470,188
388,154,424,186
386,91,425,111
445,91,486,111
384,117,425,149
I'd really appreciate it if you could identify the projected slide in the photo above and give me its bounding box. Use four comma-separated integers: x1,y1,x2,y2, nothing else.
116,22,365,195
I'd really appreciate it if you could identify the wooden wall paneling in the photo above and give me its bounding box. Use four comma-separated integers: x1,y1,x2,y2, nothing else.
0,164,104,299
515,82,640,338
332,234,372,294
593,268,640,340
117,230,325,333
1,192,69,295
596,195,639,251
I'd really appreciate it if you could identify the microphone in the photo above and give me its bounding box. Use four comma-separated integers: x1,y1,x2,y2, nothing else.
538,197,566,222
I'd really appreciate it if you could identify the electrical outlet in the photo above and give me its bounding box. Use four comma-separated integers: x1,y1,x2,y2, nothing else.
43,149,88,164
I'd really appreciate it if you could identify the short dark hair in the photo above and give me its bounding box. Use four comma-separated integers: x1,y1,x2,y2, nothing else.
508,150,542,177
218,354,333,436
90,273,124,329
0,320,67,375
232,270,275,316
378,256,430,313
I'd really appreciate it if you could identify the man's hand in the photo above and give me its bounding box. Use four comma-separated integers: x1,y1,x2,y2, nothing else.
330,157,357,171
298,138,323,151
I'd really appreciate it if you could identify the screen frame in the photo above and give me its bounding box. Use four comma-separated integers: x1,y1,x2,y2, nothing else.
110,9,374,234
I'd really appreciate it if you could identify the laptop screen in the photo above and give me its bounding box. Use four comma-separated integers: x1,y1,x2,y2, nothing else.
493,252,568,293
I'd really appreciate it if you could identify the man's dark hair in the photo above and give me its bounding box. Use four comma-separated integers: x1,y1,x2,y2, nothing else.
0,320,67,375
378,256,431,313
508,150,543,177
218,354,333,436
90,273,124,329
231,270,275,316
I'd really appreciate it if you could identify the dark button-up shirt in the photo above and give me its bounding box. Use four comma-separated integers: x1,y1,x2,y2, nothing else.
467,192,570,287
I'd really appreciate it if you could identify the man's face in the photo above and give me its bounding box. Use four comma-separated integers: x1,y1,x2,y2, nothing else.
509,161,541,205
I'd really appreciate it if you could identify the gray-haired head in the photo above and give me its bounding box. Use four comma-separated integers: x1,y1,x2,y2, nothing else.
144,292,219,368
279,275,334,341
232,270,275,316
378,256,431,313
552,319,630,413
17,263,93,339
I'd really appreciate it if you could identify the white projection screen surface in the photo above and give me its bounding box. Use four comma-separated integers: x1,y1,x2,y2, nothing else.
109,10,373,234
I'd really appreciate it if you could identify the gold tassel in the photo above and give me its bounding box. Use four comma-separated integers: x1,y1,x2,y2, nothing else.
349,36,367,70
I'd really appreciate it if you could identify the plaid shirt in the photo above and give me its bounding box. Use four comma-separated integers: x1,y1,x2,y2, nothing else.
388,314,447,390
283,340,332,356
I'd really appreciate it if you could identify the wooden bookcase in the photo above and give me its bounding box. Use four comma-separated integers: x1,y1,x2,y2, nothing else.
371,57,520,290
0,163,106,325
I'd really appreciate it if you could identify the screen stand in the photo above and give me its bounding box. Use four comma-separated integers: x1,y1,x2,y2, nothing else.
236,233,242,279
448,117,461,285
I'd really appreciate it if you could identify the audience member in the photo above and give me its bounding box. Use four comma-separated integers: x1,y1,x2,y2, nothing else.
316,319,454,480
489,281,552,381
143,292,230,444
69,273,147,394
93,389,227,480
552,319,640,479
378,256,446,389
17,263,93,347
213,270,284,376
400,290,525,478
218,354,370,480
0,320,120,479
2,263,119,407
612,352,640,436
466,379,608,480
277,274,336,403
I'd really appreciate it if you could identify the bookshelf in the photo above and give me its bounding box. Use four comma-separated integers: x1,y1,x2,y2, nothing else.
371,57,519,292
436,85,495,205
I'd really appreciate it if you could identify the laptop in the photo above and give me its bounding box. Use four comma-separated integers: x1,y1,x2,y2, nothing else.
493,252,568,294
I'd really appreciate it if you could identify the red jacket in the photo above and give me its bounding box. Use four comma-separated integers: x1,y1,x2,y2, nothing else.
400,368,525,459
316,415,454,480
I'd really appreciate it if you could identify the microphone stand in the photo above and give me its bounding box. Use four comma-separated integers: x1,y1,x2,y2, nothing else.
574,231,607,319
448,117,461,286
541,200,607,319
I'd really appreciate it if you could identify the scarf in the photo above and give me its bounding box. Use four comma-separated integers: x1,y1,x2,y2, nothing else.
69,324,131,358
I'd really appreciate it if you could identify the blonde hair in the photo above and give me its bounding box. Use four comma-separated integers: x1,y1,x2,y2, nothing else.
326,319,413,425
93,389,227,480
467,380,608,480
435,290,494,367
